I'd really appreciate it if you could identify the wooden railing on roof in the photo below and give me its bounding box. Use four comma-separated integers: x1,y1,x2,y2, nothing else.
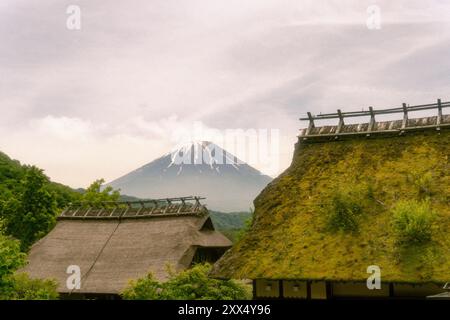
59,196,207,220
299,99,450,139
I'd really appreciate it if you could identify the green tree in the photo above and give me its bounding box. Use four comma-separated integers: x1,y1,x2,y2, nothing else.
81,179,120,205
0,232,26,282
122,263,251,300
0,150,81,211
0,231,58,300
3,273,58,300
121,273,162,300
0,231,26,299
235,211,254,243
3,166,58,250
47,182,82,209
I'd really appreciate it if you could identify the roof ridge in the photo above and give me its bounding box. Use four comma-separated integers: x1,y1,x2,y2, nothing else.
59,196,208,220
300,99,450,140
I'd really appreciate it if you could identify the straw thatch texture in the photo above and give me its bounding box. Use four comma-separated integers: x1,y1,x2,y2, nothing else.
23,214,231,294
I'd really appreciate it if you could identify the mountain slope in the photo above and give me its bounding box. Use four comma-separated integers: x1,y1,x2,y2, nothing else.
0,151,81,208
107,141,272,211
209,211,253,242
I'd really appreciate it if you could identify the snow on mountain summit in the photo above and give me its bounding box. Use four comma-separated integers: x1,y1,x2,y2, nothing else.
107,141,272,211
168,141,241,170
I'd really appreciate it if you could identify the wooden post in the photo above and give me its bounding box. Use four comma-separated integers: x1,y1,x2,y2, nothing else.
367,106,375,136
162,199,171,214
306,281,311,300
279,280,284,299
401,103,408,131
194,196,201,213
97,205,104,217
306,112,315,136
83,203,92,217
177,198,185,213
437,98,442,130
326,281,333,300
137,201,145,215
149,200,158,214
336,109,344,135
122,201,131,217
109,206,116,217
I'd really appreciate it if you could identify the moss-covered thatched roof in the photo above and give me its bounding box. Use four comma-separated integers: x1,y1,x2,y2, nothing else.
211,129,450,283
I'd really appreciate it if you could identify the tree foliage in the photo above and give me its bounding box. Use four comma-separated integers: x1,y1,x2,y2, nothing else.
1,167,58,250
235,210,254,243
209,210,253,242
0,151,80,209
0,232,26,281
0,231,58,300
121,273,161,300
122,263,251,300
0,151,81,250
1,273,58,300
81,179,120,205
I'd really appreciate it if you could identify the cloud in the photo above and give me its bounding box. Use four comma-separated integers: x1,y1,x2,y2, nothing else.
0,0,450,186
30,115,96,140
0,115,175,187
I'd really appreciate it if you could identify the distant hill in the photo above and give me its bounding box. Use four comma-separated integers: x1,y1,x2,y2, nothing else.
107,141,272,212
209,211,252,231
209,211,252,242
0,151,81,208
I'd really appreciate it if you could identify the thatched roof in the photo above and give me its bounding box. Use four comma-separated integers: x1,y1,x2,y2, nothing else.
211,120,450,284
23,198,231,294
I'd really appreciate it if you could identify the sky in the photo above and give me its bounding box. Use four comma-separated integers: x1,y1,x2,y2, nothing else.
1,0,450,188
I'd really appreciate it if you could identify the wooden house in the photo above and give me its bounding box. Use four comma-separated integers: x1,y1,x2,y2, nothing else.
211,100,450,299
23,197,231,299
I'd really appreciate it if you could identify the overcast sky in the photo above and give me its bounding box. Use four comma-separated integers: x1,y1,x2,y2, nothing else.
1,0,449,188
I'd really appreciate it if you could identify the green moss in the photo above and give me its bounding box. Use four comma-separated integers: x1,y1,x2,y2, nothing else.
211,130,450,283
322,184,370,233
391,200,435,244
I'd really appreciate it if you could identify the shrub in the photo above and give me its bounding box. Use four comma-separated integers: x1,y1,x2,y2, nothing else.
0,233,26,281
391,200,435,244
325,189,363,232
0,231,58,300
122,263,251,300
2,273,59,300
121,273,161,300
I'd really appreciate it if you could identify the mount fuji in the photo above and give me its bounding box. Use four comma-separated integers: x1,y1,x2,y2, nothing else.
107,141,272,211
